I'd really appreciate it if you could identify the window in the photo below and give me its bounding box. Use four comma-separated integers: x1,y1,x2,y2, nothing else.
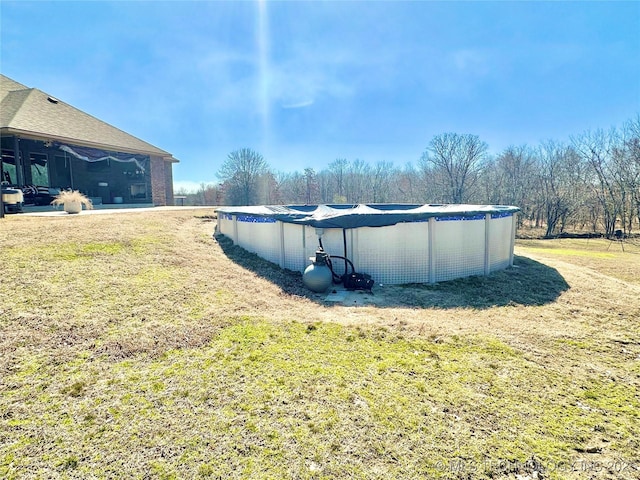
130,183,147,199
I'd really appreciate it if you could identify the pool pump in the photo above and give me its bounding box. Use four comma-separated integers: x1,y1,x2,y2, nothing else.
302,249,333,293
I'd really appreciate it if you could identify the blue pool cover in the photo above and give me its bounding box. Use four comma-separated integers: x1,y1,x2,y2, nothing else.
216,204,520,229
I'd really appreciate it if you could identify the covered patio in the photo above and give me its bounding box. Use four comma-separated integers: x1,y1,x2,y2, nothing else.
1,74,178,215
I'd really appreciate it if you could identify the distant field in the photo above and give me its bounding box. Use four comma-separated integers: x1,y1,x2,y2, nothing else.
517,237,640,286
1,211,639,479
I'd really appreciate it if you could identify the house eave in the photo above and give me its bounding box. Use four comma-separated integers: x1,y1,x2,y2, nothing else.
1,126,177,162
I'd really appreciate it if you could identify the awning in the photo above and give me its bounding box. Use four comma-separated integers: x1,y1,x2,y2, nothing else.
57,144,147,172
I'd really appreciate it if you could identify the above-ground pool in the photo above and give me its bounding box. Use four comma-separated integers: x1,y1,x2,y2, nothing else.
215,204,519,285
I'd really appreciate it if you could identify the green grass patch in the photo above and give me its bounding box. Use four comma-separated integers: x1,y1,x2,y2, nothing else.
3,319,638,479
521,247,615,259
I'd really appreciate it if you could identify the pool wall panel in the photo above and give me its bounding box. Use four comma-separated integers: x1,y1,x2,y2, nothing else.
282,223,305,272
236,216,281,265
433,217,486,282
218,213,234,237
489,215,514,271
354,223,430,284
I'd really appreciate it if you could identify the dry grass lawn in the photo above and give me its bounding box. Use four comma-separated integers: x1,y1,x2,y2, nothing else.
1,209,639,479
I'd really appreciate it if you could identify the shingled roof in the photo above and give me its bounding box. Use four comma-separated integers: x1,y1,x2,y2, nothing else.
1,74,177,162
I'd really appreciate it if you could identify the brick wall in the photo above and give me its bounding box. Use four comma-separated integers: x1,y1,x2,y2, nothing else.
150,156,176,206
164,160,174,206
150,156,167,206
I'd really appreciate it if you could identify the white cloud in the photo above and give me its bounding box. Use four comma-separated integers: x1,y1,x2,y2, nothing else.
280,99,314,109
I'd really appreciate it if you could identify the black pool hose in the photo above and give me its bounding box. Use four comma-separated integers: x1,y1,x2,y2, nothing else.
326,255,355,284
342,228,348,277
318,232,355,284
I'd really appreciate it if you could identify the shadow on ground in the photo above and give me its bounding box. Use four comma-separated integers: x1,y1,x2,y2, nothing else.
215,233,569,309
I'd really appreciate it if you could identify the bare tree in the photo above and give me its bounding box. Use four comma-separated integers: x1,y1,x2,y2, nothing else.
572,130,622,236
218,148,269,205
537,142,587,237
370,161,395,203
272,171,300,204
317,170,333,204
344,159,368,203
420,133,488,203
328,158,348,203
481,145,538,225
618,116,640,231
259,171,280,205
392,162,417,203
303,167,319,204
196,182,222,205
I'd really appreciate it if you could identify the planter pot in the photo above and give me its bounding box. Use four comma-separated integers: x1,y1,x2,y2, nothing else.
64,200,82,214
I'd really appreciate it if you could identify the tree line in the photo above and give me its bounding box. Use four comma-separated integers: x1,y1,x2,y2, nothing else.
177,115,640,237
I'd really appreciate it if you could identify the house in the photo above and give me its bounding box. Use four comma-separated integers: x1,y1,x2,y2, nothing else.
0,74,178,208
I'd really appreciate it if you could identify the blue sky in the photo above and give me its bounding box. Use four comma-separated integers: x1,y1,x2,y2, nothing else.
2,1,639,192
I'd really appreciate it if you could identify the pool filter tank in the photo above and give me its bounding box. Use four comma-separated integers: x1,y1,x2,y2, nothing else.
303,249,333,293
